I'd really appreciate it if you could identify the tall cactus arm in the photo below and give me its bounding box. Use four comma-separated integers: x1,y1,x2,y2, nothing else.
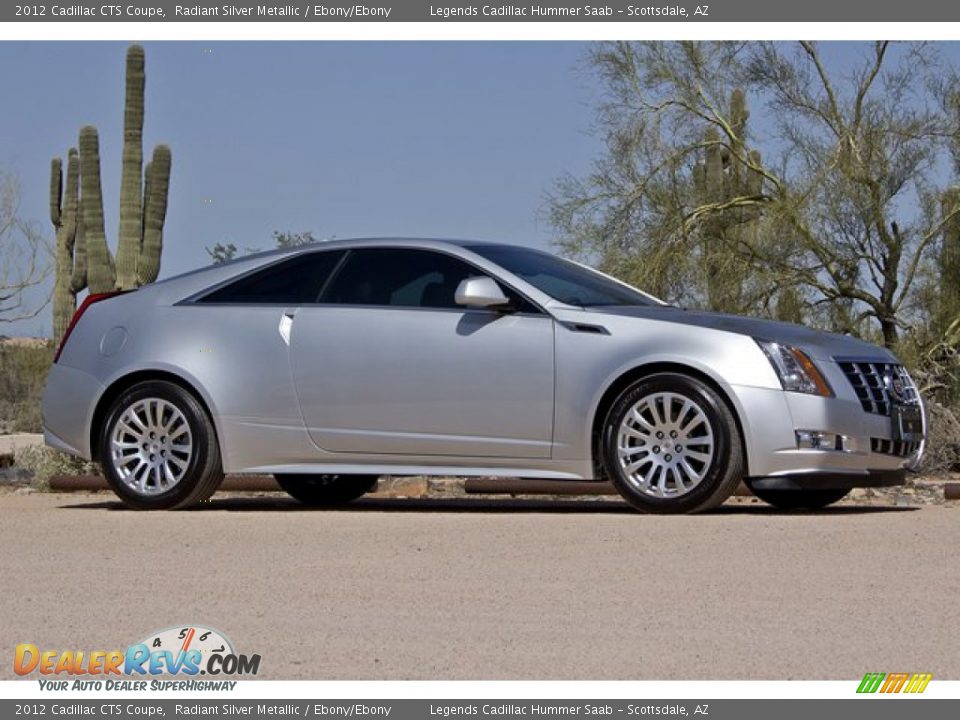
70,211,88,295
63,148,80,252
49,158,62,228
115,43,146,290
730,87,749,145
703,127,724,204
138,144,171,285
79,125,117,294
940,188,960,329
141,158,152,246
52,150,82,342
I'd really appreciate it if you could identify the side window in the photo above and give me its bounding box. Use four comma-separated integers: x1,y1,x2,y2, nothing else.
198,250,345,304
321,249,493,309
320,248,538,311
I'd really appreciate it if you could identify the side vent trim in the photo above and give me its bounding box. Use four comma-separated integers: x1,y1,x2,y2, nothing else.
560,321,610,336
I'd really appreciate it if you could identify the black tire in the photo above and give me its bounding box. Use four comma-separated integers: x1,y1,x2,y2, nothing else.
747,485,851,510
275,474,378,505
602,372,744,514
99,380,223,510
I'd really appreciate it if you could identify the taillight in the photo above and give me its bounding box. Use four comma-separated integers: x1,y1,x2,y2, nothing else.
54,291,124,363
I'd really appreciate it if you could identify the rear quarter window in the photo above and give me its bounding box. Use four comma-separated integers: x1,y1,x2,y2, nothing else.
197,250,345,304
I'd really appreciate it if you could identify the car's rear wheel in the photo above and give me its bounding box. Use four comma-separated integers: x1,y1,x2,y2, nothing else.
100,380,223,510
746,485,851,510
275,474,378,505
602,373,744,514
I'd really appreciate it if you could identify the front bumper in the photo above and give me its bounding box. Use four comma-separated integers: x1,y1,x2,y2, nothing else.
748,469,905,491
736,377,925,487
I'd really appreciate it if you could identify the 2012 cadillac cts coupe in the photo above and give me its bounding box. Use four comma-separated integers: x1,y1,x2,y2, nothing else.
42,238,926,512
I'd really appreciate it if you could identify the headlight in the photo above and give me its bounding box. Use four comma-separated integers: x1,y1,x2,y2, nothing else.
756,340,834,397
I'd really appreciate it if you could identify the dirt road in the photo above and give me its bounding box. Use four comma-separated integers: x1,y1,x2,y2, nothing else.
0,433,43,455
1,492,957,680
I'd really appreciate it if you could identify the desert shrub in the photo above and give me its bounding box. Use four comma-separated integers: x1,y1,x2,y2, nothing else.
0,341,54,433
13,401,44,435
899,322,960,473
12,445,99,487
919,401,960,474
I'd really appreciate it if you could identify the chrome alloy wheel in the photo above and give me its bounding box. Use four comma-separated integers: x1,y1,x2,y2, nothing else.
109,398,193,496
616,391,715,498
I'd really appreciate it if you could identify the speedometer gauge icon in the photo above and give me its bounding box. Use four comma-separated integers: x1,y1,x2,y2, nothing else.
137,625,234,670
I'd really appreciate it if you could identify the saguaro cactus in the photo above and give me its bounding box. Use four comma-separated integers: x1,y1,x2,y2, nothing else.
115,44,146,289
50,43,172,340
775,286,804,325
139,145,172,284
50,151,79,341
693,88,764,314
79,125,116,294
72,192,88,297
940,187,960,331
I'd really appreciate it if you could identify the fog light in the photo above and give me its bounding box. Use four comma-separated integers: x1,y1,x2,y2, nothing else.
796,430,847,451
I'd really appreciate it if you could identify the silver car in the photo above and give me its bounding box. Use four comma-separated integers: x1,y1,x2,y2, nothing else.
42,238,926,512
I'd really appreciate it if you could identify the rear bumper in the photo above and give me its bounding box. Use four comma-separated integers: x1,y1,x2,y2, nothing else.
748,468,905,491
41,362,104,460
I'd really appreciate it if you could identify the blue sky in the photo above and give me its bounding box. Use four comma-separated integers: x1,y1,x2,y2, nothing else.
0,42,599,336
2,41,959,337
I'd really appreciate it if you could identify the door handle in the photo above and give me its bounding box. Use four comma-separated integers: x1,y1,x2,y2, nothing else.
278,312,294,346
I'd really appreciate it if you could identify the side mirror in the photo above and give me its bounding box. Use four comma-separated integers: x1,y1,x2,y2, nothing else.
455,276,512,310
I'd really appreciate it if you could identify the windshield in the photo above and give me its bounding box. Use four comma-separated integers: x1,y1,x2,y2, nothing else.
467,244,662,307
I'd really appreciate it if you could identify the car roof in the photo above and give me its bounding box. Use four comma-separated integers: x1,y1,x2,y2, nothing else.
278,237,502,251
210,237,510,265
155,237,499,274
147,238,529,295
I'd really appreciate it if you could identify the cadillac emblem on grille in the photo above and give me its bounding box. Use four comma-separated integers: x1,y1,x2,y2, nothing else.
885,370,906,403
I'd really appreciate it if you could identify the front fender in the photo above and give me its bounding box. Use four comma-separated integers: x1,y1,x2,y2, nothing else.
550,311,786,473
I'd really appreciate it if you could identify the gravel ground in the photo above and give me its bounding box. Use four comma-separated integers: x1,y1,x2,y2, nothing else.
1,491,957,680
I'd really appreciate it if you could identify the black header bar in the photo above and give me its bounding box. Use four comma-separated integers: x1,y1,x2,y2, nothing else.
6,0,960,22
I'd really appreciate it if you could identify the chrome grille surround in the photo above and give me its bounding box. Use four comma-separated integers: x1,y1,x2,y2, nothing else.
835,359,920,415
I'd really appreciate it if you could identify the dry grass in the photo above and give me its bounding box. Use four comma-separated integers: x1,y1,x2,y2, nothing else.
0,339,54,434
0,336,50,348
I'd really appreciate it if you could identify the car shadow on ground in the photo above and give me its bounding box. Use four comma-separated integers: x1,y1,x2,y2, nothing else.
56,494,919,515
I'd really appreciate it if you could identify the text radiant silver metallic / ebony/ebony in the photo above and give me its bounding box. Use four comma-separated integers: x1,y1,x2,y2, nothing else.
42,238,926,512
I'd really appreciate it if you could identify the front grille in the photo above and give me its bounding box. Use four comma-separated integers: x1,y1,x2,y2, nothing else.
871,437,921,457
836,360,919,415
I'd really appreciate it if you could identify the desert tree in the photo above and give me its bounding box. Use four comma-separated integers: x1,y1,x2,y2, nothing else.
205,230,321,265
549,42,779,314
205,242,238,264
1,169,52,324
272,230,316,248
549,41,960,348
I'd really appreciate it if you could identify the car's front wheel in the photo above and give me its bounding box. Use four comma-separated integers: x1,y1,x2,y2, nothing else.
602,373,744,514
100,380,224,510
275,474,378,506
746,485,850,510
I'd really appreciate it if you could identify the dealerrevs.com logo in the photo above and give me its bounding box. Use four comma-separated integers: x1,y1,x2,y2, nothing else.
14,626,260,691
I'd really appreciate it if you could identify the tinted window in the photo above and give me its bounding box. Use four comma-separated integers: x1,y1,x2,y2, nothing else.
467,244,660,307
199,251,345,304
322,248,530,310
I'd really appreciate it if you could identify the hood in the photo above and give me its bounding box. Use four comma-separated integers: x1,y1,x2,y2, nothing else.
588,306,897,362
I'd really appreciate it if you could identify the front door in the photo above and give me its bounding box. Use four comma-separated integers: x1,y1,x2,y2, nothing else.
289,248,555,458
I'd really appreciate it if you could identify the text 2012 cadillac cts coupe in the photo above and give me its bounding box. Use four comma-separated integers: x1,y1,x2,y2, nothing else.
42,238,926,512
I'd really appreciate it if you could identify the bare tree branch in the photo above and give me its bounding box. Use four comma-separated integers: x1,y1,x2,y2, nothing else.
0,170,53,324
547,41,960,348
